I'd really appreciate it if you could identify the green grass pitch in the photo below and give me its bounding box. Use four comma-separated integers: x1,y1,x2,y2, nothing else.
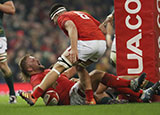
0,95,160,115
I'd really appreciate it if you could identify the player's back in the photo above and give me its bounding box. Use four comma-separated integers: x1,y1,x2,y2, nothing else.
58,11,105,41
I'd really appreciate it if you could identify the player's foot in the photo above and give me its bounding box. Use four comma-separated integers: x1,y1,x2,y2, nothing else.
9,95,17,104
18,90,37,106
155,82,160,95
141,81,160,102
130,73,146,92
86,98,96,105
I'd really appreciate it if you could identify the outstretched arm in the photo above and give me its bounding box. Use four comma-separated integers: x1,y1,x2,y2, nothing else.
99,10,114,35
64,20,78,64
0,1,15,15
99,11,114,47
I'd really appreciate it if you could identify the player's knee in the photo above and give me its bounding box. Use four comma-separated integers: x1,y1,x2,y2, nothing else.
51,62,66,74
57,55,72,69
0,62,11,76
0,61,7,69
75,65,84,72
0,53,7,63
90,70,103,75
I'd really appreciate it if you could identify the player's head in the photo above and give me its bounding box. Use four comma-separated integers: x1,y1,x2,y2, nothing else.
49,3,67,24
19,54,45,79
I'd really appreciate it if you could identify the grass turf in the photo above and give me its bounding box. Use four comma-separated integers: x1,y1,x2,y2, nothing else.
0,95,160,115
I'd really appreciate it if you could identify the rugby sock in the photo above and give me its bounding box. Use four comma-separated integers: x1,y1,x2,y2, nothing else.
101,73,130,88
85,89,94,101
116,87,143,98
32,87,44,99
4,75,15,96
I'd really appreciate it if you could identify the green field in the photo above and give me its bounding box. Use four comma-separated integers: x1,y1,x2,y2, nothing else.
0,95,160,115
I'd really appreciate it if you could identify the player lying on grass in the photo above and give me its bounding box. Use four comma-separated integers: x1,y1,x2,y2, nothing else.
18,55,160,106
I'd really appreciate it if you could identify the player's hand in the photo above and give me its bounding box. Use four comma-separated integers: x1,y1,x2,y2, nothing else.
70,78,79,83
69,48,78,64
105,14,114,26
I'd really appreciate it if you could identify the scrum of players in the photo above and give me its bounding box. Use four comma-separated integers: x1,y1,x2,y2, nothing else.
17,3,160,106
18,55,160,106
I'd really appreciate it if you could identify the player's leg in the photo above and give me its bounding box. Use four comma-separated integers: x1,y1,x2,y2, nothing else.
89,69,146,95
0,37,16,103
77,40,107,104
0,60,16,103
74,40,105,105
89,70,128,104
76,61,96,105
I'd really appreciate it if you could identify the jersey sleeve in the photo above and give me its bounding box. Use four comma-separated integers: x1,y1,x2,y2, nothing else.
58,15,71,29
30,75,43,88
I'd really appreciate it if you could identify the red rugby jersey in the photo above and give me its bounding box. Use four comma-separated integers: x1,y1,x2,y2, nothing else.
57,11,106,41
30,69,75,105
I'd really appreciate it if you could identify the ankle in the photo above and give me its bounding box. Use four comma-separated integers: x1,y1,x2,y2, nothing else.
85,89,94,101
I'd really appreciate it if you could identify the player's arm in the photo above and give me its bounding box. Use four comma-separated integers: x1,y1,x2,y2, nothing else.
64,20,78,63
0,1,15,15
99,10,114,35
106,22,113,48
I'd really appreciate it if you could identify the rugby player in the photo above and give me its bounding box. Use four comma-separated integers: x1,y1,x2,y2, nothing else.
0,0,16,103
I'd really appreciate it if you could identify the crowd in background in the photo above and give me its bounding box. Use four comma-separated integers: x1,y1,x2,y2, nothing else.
0,0,114,83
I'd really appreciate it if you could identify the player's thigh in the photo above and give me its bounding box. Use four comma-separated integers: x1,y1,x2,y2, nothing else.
56,47,73,69
77,40,106,62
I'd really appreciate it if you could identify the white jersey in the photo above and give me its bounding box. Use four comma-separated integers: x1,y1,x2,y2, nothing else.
111,36,116,52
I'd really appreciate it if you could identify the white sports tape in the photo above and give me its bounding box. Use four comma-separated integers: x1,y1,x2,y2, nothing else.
57,61,70,69
61,55,72,67
51,68,60,75
50,7,66,20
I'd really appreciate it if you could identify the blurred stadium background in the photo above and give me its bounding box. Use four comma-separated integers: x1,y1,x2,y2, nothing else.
0,0,115,94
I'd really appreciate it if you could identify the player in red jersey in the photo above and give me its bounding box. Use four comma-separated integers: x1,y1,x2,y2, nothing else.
18,55,160,105
19,3,108,105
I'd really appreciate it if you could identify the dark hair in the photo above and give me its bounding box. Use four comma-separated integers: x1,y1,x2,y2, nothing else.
19,54,30,78
49,3,66,19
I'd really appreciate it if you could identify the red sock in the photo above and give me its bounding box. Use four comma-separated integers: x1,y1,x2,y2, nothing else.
101,73,130,88
85,89,94,101
32,87,44,99
116,87,143,98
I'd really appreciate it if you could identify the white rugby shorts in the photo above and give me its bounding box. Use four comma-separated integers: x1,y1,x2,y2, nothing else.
77,40,106,62
0,37,7,54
